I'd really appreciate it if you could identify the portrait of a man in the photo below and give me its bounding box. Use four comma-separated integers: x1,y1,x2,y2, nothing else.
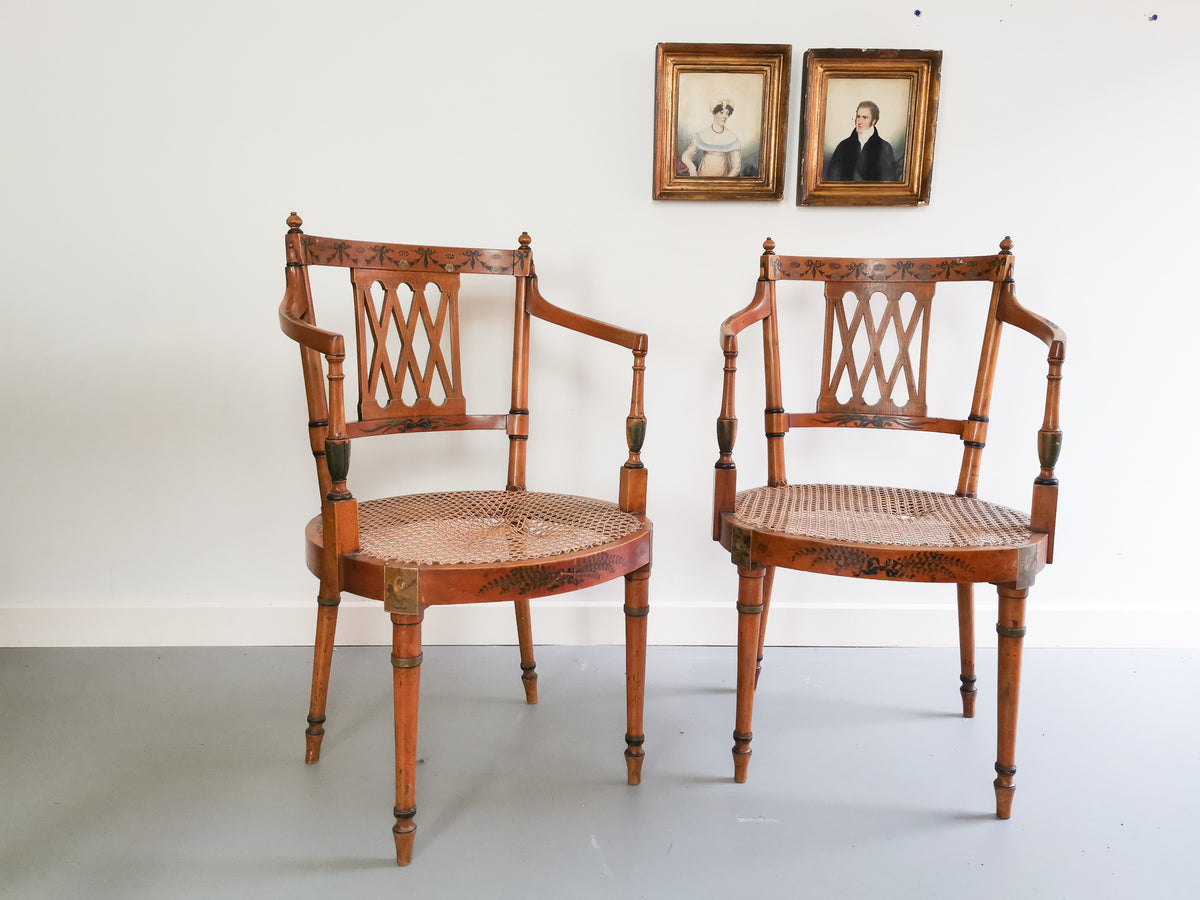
824,100,901,182
820,77,910,184
797,50,941,206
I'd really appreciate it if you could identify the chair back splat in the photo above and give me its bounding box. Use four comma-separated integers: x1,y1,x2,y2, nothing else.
278,214,652,865
713,235,1065,819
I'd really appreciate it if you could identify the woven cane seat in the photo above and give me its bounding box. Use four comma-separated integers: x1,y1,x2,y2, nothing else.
733,484,1033,548
351,490,644,566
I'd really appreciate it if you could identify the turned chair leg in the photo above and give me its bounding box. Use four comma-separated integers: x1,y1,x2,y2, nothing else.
305,593,340,764
733,565,766,783
994,584,1028,819
956,583,977,718
623,564,651,785
391,611,424,866
514,598,538,704
754,567,775,690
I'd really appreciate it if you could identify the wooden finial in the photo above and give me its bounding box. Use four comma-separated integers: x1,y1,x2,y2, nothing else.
999,235,1013,254
519,232,532,249
287,212,304,233
762,237,776,255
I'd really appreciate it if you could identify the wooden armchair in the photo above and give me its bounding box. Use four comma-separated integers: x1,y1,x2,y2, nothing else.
277,214,651,865
713,237,1065,818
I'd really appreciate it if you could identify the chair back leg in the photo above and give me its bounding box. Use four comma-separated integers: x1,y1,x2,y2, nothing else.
956,583,977,718
514,598,538,704
754,566,776,689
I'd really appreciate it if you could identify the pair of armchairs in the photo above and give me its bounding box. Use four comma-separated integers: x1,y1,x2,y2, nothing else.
277,214,1065,865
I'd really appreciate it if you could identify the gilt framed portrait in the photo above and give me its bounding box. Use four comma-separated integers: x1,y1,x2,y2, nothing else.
797,49,942,207
653,43,791,201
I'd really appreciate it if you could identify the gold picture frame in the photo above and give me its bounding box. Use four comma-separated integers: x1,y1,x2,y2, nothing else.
797,49,942,207
653,43,791,201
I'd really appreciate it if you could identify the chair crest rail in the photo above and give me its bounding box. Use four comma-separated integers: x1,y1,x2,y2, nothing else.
766,253,1012,283
298,234,531,277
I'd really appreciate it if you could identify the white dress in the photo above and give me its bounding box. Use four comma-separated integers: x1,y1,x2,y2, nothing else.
686,127,743,177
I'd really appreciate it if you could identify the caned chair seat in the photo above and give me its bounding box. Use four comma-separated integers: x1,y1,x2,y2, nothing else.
732,485,1032,549
343,491,644,566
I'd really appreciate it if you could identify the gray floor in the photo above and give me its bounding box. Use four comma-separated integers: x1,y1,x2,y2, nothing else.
2,645,1197,898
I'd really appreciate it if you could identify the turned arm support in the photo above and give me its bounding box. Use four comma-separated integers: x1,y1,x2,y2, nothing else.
526,277,649,514
714,281,773,539
998,286,1067,560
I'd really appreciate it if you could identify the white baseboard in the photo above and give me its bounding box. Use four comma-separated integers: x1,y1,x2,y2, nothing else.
2,601,1196,649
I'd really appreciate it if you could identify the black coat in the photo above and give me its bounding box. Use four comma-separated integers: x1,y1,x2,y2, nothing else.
825,128,900,182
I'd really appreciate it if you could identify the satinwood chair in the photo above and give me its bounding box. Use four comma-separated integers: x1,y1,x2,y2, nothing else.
277,213,651,865
713,237,1065,818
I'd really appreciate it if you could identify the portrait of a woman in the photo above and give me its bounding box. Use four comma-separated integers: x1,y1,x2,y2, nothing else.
680,99,743,178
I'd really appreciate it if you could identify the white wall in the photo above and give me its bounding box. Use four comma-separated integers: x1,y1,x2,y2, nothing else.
2,1,1197,648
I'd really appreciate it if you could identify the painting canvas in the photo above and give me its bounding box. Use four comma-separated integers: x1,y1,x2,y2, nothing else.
821,77,912,183
675,71,765,179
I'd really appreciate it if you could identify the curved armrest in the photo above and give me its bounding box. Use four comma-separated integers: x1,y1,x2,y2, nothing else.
999,286,1066,560
279,304,345,357
998,290,1066,357
720,280,773,351
713,283,773,538
526,277,647,352
278,264,345,355
278,293,352,503
523,276,649,514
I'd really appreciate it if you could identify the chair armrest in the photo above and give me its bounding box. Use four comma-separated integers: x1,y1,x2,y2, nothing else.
278,295,352,502
999,287,1066,561
279,302,345,357
998,289,1066,357
713,282,773,539
525,276,649,514
526,276,647,352
720,279,773,351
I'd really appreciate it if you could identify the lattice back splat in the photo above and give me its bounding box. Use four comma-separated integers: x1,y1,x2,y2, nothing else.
819,283,932,416
352,269,464,420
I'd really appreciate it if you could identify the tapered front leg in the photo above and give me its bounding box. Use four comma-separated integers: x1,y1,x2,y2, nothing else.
733,566,766,783
305,593,340,763
623,564,651,785
391,611,424,866
994,585,1028,818
755,567,776,689
514,598,538,704
956,583,977,718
